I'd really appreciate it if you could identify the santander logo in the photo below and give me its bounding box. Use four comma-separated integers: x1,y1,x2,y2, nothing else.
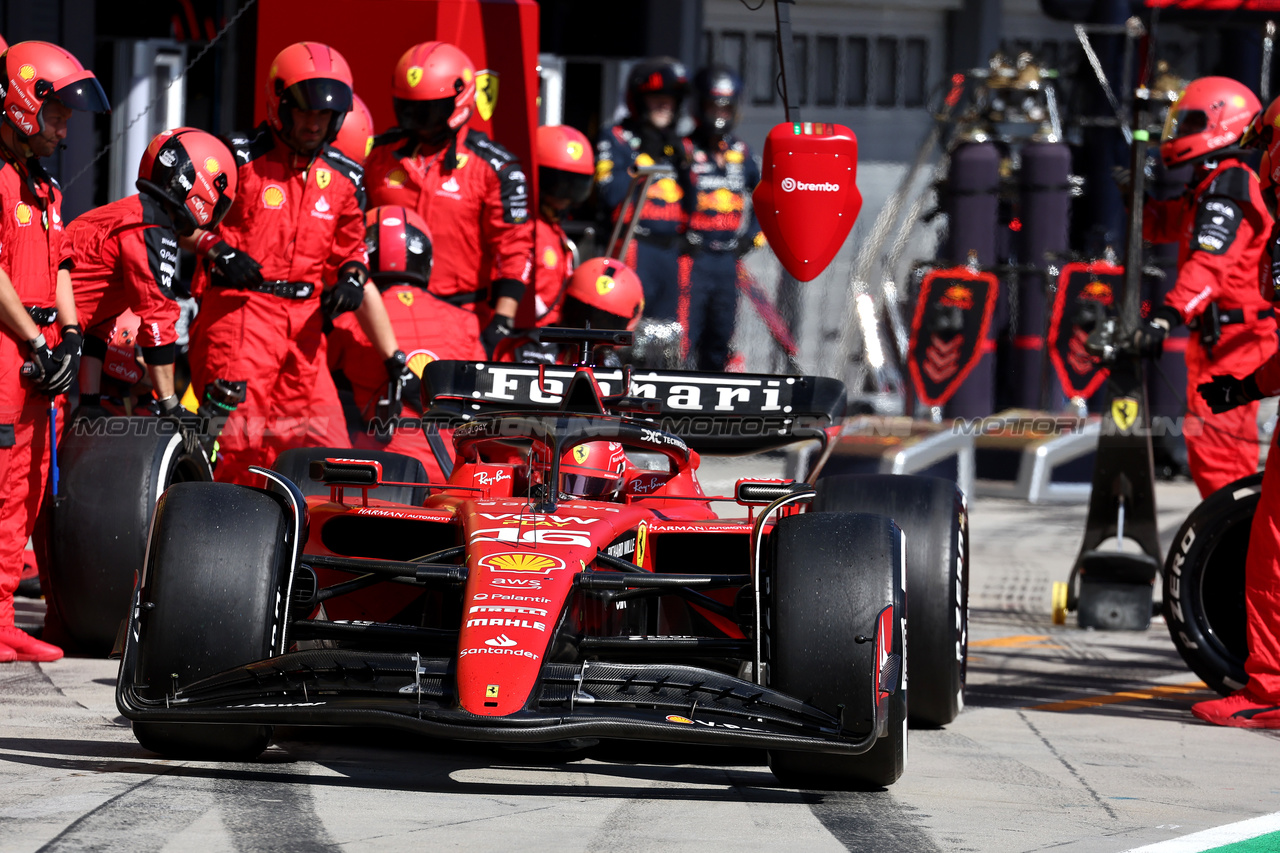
780,176,840,193
485,634,518,647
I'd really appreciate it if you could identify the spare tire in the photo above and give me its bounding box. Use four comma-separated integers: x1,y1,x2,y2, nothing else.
271,447,428,506
47,417,212,654
1164,472,1259,696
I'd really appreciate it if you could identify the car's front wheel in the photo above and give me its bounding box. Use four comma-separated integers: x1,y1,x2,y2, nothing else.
129,482,291,759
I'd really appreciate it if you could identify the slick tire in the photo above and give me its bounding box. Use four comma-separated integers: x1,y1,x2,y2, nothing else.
767,512,907,790
131,482,290,760
812,474,968,726
1163,472,1258,696
272,446,429,506
48,417,212,654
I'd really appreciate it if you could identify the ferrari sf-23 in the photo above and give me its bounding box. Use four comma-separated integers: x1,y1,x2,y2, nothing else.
116,329,968,789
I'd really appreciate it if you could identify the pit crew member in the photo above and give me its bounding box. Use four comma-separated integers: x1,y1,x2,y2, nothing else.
595,57,694,322
328,205,483,479
0,41,108,662
66,128,236,415
532,124,594,326
186,41,369,485
683,65,760,370
365,41,533,357
1134,76,1275,497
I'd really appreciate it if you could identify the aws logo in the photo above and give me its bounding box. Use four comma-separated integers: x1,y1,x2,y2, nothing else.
262,184,286,209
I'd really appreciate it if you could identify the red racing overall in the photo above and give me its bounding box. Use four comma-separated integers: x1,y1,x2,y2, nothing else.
0,157,66,629
365,129,533,338
532,216,572,326
64,193,181,365
188,124,366,485
1145,158,1277,496
327,282,484,480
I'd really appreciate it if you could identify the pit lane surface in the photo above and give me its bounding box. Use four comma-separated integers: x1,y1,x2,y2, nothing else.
4,475,1280,852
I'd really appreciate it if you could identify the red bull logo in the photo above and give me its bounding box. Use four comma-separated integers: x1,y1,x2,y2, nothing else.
939,284,973,310
700,188,743,214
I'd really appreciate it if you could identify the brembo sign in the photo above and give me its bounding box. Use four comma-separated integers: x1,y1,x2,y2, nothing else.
779,177,840,193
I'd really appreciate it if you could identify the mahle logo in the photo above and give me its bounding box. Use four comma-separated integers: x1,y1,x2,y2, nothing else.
780,176,840,193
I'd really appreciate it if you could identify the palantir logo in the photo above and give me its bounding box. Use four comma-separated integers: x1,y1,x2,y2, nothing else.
780,176,840,193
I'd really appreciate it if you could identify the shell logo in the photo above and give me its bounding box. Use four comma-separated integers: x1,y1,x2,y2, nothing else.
262,184,286,209
566,141,584,161
406,348,438,378
13,202,32,226
595,274,616,296
479,552,567,574
1233,95,1247,108
666,715,693,724
204,157,220,175
542,246,558,269
386,169,408,189
407,66,423,88
17,65,35,82
939,284,973,310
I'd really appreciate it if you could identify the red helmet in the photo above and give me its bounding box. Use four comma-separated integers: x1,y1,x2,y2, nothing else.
392,41,475,145
1160,76,1260,167
1,41,109,138
364,205,433,289
559,441,629,499
264,42,353,144
137,128,237,236
562,257,645,330
537,124,594,205
333,93,374,164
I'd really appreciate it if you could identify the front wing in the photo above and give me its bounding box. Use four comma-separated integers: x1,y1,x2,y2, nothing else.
116,648,885,755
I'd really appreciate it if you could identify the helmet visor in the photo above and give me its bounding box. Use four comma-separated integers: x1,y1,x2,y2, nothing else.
1163,107,1209,143
394,96,455,139
285,77,353,113
560,472,622,498
53,72,110,113
539,166,593,205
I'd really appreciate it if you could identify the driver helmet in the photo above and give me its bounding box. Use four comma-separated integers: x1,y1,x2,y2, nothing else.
560,441,628,499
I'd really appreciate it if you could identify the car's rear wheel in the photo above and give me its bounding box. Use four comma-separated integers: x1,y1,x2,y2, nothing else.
48,418,212,654
272,446,428,506
766,511,907,789
812,474,968,726
130,482,290,759
1163,472,1258,696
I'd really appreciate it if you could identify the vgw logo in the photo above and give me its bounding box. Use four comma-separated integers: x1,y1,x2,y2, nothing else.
779,177,840,192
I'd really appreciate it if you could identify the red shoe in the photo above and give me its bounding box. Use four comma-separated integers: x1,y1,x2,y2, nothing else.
0,644,15,663
0,625,63,662
1192,689,1280,728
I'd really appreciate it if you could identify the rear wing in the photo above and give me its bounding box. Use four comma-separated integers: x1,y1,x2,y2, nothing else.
420,361,847,453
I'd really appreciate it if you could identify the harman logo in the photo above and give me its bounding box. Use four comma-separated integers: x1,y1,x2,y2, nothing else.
780,177,839,193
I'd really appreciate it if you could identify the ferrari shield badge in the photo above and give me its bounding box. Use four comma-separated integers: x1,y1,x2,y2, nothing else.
475,70,499,121
398,290,414,307
1111,397,1139,431
1046,261,1123,400
315,168,332,190
906,267,999,408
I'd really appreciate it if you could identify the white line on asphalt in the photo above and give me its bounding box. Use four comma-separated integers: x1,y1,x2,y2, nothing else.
1121,812,1280,852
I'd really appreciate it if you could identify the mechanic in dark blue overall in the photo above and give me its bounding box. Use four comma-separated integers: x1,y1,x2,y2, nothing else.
595,57,695,322
682,65,761,370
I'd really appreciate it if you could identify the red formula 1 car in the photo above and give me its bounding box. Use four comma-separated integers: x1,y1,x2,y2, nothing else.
116,330,968,789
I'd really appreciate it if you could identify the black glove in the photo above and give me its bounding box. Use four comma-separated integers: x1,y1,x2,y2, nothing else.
321,267,366,320
206,240,263,288
1198,373,1264,414
638,123,684,164
23,333,75,396
1132,320,1169,357
680,231,703,257
54,324,82,386
154,393,202,456
372,350,411,437
481,314,515,358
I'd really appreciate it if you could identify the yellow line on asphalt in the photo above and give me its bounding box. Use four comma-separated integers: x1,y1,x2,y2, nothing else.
970,635,1051,648
1030,681,1209,712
